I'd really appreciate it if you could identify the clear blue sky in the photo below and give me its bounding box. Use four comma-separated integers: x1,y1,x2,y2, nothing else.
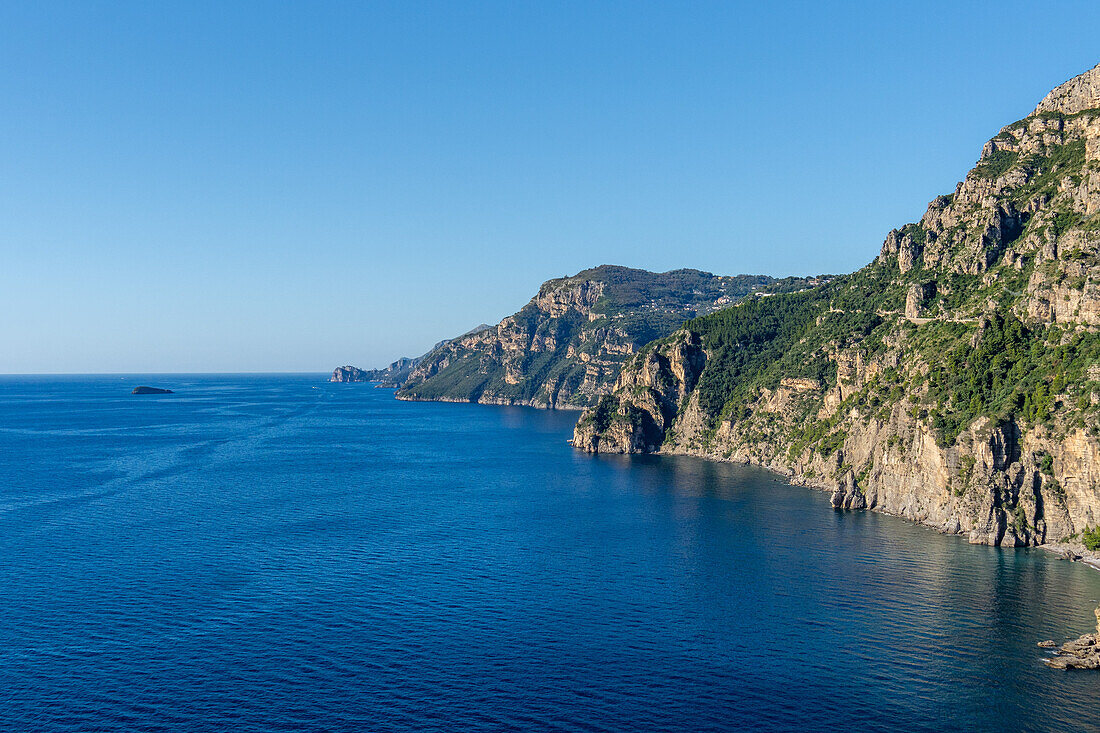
2,1,1098,373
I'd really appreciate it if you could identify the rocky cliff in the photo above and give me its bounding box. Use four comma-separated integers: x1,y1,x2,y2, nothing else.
575,63,1100,551
332,325,494,386
332,357,423,385
396,266,801,409
331,365,371,383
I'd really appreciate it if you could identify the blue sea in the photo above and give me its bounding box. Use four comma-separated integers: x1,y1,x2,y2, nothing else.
1,374,1099,732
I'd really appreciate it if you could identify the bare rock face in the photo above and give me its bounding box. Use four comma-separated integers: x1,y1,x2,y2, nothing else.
830,471,867,510
331,366,369,382
881,228,925,273
572,330,707,453
535,279,604,317
1034,63,1100,116
904,282,936,319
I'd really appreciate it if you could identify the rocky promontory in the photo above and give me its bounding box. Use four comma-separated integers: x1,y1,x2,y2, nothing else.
331,365,370,383
1042,605,1100,669
331,327,493,387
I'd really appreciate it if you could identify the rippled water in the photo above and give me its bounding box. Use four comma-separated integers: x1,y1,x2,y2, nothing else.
1,374,1099,732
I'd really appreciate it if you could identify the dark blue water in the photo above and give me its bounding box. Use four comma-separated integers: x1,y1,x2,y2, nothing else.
1,375,1099,732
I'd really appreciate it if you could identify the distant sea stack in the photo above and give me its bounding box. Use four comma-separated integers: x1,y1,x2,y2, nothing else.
131,386,173,395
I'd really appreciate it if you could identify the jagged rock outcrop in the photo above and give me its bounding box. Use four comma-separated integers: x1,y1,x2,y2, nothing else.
331,365,370,382
331,357,424,385
1042,605,1100,669
397,266,787,409
573,330,707,452
904,282,936,319
1035,63,1100,116
574,62,1100,551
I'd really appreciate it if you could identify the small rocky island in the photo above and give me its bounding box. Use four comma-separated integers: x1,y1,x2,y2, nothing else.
131,386,173,395
1041,606,1100,669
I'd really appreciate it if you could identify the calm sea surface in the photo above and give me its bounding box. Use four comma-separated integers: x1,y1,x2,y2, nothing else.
1,374,1099,732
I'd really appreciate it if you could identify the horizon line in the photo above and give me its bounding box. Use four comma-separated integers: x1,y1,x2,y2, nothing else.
0,371,334,377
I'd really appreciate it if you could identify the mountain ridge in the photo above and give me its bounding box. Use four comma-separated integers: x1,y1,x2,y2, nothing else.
395,264,824,409
331,325,494,385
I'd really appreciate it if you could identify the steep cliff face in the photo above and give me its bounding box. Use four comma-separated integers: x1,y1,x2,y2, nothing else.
573,330,707,450
331,365,370,383
575,64,1100,549
397,266,788,409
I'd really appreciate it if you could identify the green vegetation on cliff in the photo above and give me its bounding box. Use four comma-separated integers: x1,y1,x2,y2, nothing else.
684,264,896,430
921,316,1100,444
690,289,830,421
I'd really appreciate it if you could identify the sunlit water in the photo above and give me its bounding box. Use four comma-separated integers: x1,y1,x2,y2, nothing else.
1,375,1098,732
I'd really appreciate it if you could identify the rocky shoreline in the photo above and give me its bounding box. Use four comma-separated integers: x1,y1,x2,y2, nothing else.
612,442,1100,667
1040,542,1100,570
395,360,1100,667
1040,606,1100,670
394,393,586,411
672,447,1100,577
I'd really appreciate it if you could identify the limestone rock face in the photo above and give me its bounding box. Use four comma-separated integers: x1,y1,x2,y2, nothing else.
1034,63,1100,116
830,471,867,510
331,366,368,382
573,330,707,453
882,228,925,273
331,356,425,385
535,279,604,317
905,282,935,319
